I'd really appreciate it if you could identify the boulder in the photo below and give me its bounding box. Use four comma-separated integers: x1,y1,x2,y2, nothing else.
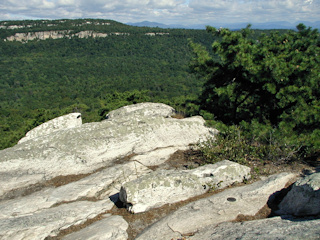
0,200,113,240
62,214,128,240
189,216,320,240
136,172,297,240
0,103,217,199
119,160,251,213
18,112,82,144
189,160,251,188
119,170,207,213
278,172,320,216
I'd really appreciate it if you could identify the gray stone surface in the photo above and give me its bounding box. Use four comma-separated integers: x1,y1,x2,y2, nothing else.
2,103,311,240
278,172,320,216
131,146,189,166
136,172,297,240
0,162,150,219
0,200,112,240
105,102,175,120
18,112,82,144
119,160,251,213
189,160,251,188
189,216,320,240
0,103,217,199
119,170,207,213
62,214,128,240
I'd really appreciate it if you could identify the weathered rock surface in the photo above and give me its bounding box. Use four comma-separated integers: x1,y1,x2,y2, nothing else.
136,173,297,240
1,103,317,240
119,160,251,213
18,112,82,144
0,162,150,219
106,102,175,120
62,214,128,240
0,200,113,240
189,159,251,188
189,216,320,240
0,103,217,199
120,170,206,213
131,146,189,166
278,172,320,216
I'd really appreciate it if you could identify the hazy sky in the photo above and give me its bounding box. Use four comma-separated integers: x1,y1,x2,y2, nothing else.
0,0,319,25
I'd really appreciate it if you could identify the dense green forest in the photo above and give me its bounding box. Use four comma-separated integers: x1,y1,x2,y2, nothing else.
0,19,215,148
0,19,319,165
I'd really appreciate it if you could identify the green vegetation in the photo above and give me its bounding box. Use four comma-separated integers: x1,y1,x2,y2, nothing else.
0,19,213,149
191,24,319,165
198,121,302,165
1,19,319,166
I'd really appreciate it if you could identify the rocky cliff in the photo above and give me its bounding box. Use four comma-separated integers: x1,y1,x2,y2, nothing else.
0,102,319,239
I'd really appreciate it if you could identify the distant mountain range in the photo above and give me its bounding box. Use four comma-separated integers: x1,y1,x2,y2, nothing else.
127,20,320,30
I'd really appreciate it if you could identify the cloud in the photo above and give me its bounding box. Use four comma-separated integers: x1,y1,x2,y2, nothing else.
0,0,319,26
187,0,320,23
57,0,76,6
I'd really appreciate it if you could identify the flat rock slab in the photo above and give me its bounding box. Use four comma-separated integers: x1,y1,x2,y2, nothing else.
0,200,113,240
189,216,320,240
120,160,251,213
0,162,150,219
131,146,189,166
63,214,128,240
278,172,320,216
0,103,217,199
136,172,296,240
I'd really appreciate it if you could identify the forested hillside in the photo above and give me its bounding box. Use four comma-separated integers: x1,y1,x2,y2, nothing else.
1,19,318,166
0,19,214,149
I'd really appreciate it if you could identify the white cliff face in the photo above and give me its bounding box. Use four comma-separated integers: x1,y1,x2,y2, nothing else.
5,30,132,42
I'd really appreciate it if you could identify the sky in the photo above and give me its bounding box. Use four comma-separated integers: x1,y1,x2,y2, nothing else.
0,0,319,27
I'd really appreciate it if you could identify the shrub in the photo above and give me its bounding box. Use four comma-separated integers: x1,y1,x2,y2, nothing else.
198,121,301,165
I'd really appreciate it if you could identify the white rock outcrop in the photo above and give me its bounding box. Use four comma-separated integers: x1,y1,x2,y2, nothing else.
62,215,128,240
0,162,150,219
105,102,175,119
5,31,131,42
119,160,251,213
136,173,297,240
0,200,113,239
189,159,251,187
0,103,217,199
0,102,316,240
18,112,82,144
119,170,207,213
